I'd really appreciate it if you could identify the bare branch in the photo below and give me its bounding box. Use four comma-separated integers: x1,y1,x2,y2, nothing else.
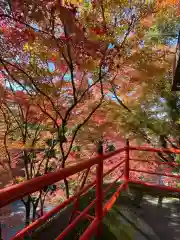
0,106,15,182
1,58,64,120
0,58,32,96
110,84,132,112
0,13,49,35
62,26,77,103
65,96,104,159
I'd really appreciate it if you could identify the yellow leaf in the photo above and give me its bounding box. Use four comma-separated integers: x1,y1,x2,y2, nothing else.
23,43,33,52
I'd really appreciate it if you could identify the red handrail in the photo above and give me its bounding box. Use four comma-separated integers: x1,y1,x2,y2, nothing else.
128,180,180,193
56,199,97,240
95,155,103,238
130,145,180,154
0,147,125,208
2,142,180,240
130,158,180,167
80,182,126,240
9,149,125,240
11,161,125,240
124,139,129,188
130,168,180,179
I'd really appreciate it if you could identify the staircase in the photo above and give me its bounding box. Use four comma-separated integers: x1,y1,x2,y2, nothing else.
30,182,180,240
1,142,180,240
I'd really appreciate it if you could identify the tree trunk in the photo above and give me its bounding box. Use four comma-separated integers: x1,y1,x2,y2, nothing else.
61,153,70,199
97,139,103,154
40,197,44,217
25,197,31,226
32,204,37,222
64,178,69,199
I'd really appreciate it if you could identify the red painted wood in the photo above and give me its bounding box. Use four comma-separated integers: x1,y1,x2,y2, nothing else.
103,172,124,195
103,182,126,216
128,179,180,193
0,147,125,208
104,159,125,177
96,156,103,238
11,161,125,239
130,158,180,167
56,200,96,240
130,168,180,179
2,143,180,240
80,218,99,240
130,146,180,154
12,181,96,240
75,211,95,221
124,139,130,184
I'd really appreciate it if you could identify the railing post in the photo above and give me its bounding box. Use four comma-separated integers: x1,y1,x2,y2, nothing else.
124,139,129,187
96,141,103,238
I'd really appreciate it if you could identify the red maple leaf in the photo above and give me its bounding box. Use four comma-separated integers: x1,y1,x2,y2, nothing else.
90,27,106,36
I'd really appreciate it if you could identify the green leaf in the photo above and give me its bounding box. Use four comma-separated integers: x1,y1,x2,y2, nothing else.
24,236,32,240
139,175,145,180
43,184,57,193
49,184,57,192
107,144,115,152
47,166,55,172
45,149,56,158
30,151,36,159
46,138,53,147
49,149,56,158
71,145,81,152
175,155,180,163
31,196,38,202
67,124,79,136
45,138,58,147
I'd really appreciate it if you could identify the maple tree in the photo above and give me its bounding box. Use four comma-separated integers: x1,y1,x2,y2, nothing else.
0,0,179,227
102,2,180,188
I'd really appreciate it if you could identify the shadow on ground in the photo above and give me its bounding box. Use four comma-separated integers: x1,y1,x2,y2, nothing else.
31,182,180,240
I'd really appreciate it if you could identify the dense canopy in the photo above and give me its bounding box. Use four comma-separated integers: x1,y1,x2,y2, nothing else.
0,0,180,226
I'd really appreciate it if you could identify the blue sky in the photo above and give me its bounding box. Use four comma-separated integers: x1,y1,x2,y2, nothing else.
48,42,115,73
48,62,55,72
31,23,39,32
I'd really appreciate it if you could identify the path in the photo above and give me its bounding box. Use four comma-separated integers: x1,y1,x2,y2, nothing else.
113,196,180,240
31,183,180,240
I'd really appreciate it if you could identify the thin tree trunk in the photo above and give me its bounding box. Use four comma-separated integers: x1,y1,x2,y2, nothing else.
40,196,44,216
64,179,69,199
32,204,37,222
25,196,31,226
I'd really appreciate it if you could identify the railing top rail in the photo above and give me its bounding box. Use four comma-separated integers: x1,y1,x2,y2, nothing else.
0,147,125,208
1,145,180,208
130,158,180,167
3,142,180,239
130,146,180,154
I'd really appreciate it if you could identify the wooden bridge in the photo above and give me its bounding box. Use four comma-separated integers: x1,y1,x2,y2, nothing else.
1,140,180,239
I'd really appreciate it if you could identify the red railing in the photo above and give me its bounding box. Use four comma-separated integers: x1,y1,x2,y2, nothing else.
1,141,180,239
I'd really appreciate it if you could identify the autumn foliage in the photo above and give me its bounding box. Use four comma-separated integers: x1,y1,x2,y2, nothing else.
0,0,179,227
